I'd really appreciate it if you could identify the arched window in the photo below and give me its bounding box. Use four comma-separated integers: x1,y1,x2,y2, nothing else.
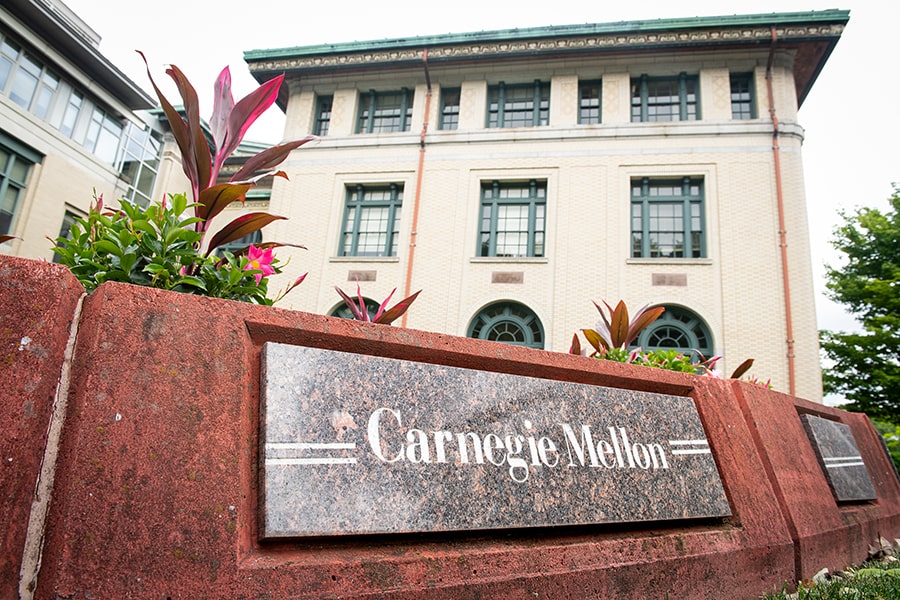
635,305,713,359
467,302,544,349
329,298,380,321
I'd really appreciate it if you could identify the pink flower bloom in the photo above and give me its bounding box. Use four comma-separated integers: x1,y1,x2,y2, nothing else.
244,245,275,284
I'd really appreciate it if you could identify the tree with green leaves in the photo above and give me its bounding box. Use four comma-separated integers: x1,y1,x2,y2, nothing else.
820,187,900,423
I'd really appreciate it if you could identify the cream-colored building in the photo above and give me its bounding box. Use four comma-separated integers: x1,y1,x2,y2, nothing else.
0,0,188,261
246,11,849,402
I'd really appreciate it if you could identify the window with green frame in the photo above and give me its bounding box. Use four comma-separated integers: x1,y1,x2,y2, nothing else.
0,133,40,237
357,89,413,133
730,73,756,120
53,208,84,263
578,80,602,124
631,176,704,258
467,302,544,349
478,180,546,258
631,73,699,122
439,87,460,130
314,95,333,136
340,183,403,257
487,81,549,128
633,305,713,360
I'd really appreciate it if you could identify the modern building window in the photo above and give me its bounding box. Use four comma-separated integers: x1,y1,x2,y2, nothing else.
479,180,546,258
631,176,704,258
631,73,699,122
314,95,333,136
487,81,549,128
439,87,460,130
340,183,403,257
467,302,544,349
730,73,756,120
634,305,713,360
357,89,413,133
0,135,39,237
59,90,83,138
0,36,60,119
52,208,84,263
116,122,162,208
579,80,602,124
83,107,123,164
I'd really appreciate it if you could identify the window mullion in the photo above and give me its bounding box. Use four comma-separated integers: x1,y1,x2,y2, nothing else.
678,72,688,121
496,83,505,128
640,75,649,122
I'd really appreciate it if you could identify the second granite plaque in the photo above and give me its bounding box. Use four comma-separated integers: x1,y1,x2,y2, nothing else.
260,342,731,538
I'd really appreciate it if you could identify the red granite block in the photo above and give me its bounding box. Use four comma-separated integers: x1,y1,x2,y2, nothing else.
733,381,900,580
34,280,800,599
0,256,83,597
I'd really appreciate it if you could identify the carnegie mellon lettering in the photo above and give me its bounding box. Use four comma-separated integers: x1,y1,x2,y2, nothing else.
366,408,670,484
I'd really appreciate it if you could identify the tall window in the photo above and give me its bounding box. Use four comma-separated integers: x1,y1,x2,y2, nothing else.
357,89,413,133
468,302,544,349
340,183,403,257
314,95,333,136
487,81,549,128
479,180,546,258
631,73,699,122
0,136,39,237
730,73,756,120
439,87,460,130
117,122,162,208
631,176,704,258
579,80,602,124
634,305,713,360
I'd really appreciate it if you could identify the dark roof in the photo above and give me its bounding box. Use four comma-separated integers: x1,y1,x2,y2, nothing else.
244,10,849,107
4,0,155,110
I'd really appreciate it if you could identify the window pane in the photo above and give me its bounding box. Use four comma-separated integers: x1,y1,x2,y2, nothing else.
440,88,460,130
579,82,601,124
479,180,546,257
631,177,704,258
341,184,402,256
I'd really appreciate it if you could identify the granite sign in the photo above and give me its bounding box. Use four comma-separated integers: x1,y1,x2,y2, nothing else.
800,414,877,502
259,342,732,538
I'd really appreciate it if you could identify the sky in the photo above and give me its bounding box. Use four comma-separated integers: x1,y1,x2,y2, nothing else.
64,0,898,343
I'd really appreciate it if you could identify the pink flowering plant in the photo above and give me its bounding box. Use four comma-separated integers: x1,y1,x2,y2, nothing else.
52,57,311,304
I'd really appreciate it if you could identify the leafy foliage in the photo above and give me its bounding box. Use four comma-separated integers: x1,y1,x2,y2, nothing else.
872,421,900,472
334,283,421,325
51,193,283,304
137,54,312,267
821,187,900,423
52,57,311,305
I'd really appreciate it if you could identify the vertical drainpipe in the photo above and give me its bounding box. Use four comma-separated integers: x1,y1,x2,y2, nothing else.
766,26,797,396
401,49,431,328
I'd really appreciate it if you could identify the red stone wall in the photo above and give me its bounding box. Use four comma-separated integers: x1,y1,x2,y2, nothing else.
0,257,84,596
1,255,898,599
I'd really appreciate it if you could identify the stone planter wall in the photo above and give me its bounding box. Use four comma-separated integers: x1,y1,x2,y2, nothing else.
1,254,898,599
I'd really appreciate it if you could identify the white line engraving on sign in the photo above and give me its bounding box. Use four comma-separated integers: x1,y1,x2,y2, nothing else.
823,455,865,469
668,439,711,455
266,442,358,465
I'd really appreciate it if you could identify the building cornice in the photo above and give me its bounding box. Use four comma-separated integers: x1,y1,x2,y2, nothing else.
245,11,847,108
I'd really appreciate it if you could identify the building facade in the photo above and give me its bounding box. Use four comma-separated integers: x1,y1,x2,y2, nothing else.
246,11,849,402
0,0,187,261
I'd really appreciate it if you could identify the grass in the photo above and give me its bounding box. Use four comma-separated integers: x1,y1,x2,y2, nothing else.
763,557,900,599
